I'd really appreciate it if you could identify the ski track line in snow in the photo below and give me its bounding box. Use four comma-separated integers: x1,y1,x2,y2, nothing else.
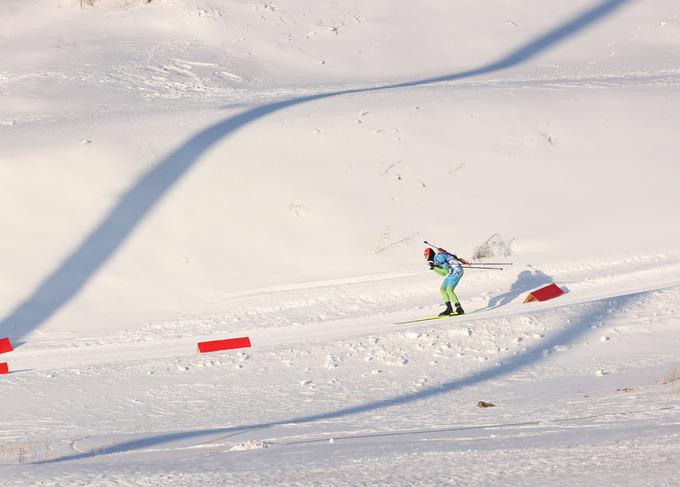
36,402,680,464
8,271,680,373
202,271,420,304
0,0,632,342
277,404,680,446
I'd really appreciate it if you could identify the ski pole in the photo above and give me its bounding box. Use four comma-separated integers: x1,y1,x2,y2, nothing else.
462,266,504,270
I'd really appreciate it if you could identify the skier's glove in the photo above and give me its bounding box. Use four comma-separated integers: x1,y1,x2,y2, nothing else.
428,261,435,270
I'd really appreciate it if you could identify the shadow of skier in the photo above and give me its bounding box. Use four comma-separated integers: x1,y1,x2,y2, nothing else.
487,266,554,310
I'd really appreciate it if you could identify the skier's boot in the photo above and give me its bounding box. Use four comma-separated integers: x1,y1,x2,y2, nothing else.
455,303,465,315
439,301,453,316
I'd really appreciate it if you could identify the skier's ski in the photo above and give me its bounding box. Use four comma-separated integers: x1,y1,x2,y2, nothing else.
394,313,465,325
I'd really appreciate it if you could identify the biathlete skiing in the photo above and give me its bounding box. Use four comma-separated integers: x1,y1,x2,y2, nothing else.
424,245,471,316
394,241,510,325
394,242,509,325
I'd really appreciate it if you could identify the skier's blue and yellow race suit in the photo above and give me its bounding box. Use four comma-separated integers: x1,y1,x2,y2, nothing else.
431,252,464,306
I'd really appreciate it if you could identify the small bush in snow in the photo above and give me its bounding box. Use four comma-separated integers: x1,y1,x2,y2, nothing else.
15,446,27,464
662,366,680,391
472,233,514,260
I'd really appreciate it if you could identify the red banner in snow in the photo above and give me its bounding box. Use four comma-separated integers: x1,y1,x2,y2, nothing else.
0,363,8,375
0,337,12,354
197,337,251,354
524,283,564,303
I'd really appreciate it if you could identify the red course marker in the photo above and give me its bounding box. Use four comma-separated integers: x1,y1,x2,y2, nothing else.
0,337,12,354
198,337,251,354
524,283,565,303
0,363,8,375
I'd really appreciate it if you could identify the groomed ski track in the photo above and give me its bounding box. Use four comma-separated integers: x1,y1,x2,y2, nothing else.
10,253,680,372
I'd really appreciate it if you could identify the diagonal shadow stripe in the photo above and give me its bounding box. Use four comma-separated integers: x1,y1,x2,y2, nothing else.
1,0,630,340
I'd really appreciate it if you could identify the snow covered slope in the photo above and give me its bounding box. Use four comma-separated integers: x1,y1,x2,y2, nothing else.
1,0,680,485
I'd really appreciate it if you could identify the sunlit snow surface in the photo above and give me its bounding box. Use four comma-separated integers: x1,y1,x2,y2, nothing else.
1,0,680,485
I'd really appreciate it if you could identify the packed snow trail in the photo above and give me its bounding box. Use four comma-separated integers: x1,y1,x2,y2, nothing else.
28,282,680,464
8,252,680,372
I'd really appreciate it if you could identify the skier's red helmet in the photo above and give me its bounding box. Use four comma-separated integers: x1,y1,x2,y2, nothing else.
424,248,435,261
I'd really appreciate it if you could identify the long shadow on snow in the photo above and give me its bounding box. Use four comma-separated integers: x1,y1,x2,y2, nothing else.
487,266,555,310
39,288,647,464
0,0,630,340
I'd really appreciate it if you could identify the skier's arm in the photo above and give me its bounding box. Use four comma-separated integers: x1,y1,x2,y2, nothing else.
432,266,448,277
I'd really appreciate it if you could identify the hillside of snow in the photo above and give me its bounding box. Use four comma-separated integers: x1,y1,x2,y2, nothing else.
1,0,680,485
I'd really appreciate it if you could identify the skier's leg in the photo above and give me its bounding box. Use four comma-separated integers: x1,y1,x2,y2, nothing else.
445,272,462,302
439,283,449,303
445,286,460,306
439,281,453,315
445,286,465,314
445,267,464,314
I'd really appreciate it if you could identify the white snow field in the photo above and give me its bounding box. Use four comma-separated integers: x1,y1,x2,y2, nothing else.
2,0,680,484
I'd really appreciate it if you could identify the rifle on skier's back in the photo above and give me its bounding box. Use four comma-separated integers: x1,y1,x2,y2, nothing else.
423,240,512,270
